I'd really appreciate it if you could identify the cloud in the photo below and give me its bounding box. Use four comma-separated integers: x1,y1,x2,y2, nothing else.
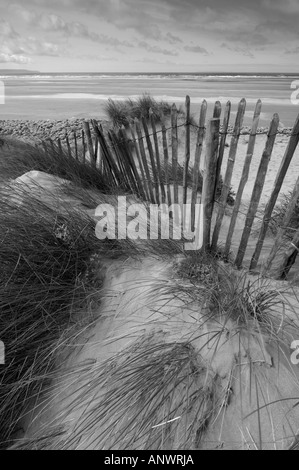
225,31,271,46
0,52,31,64
165,32,182,44
138,41,178,56
0,20,63,58
11,5,134,47
221,42,254,58
284,46,299,54
184,45,208,54
0,19,19,39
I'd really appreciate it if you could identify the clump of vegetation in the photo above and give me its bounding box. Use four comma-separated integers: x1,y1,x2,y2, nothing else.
104,93,185,128
0,187,106,448
0,138,110,192
255,191,299,239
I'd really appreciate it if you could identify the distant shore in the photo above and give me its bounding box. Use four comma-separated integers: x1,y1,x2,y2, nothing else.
0,118,295,144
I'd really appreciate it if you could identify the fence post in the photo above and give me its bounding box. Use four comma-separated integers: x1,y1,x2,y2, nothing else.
202,118,220,251
224,99,262,257
213,100,221,119
83,121,96,167
142,116,160,204
190,100,207,232
81,129,86,164
213,100,231,204
135,118,155,203
150,109,166,204
263,174,299,275
251,111,299,270
211,98,246,251
183,95,191,206
235,113,280,269
274,227,299,279
171,104,179,205
159,111,172,206
65,132,72,159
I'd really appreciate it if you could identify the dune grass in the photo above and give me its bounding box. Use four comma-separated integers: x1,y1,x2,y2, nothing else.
0,138,110,192
1,135,298,450
104,93,186,128
255,191,299,239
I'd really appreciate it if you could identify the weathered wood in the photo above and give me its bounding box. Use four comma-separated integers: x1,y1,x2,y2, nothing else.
202,118,220,250
83,121,95,167
107,130,130,189
183,95,191,205
49,139,55,154
94,131,98,164
213,101,231,203
92,121,120,186
142,116,160,204
119,127,147,200
129,122,150,200
263,174,299,275
224,99,262,257
251,111,299,270
135,118,155,203
211,98,246,251
275,227,299,279
150,109,166,204
73,132,78,161
160,111,172,206
65,132,72,159
213,100,221,119
81,129,86,164
58,137,63,155
190,100,207,231
235,113,280,269
171,104,179,204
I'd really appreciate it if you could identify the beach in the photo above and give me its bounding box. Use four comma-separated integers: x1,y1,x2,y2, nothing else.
2,74,299,450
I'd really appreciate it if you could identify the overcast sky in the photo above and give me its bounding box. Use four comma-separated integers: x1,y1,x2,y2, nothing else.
0,0,298,72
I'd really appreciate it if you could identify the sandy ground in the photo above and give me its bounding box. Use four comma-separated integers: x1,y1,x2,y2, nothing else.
8,171,299,450
21,255,299,450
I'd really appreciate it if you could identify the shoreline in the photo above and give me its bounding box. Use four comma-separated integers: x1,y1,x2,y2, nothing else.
0,118,295,144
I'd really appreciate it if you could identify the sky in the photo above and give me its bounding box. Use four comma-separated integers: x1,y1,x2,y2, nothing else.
0,0,298,73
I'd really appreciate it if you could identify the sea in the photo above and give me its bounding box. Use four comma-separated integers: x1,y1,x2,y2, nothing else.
0,72,299,127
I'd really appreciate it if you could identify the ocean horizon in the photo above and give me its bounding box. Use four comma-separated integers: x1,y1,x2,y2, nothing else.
1,71,299,126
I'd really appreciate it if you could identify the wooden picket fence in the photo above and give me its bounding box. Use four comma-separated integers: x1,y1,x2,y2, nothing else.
48,96,299,280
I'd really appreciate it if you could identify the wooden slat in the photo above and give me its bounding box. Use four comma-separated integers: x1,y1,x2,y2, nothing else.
224,99,262,257
235,113,280,269
65,132,72,159
135,118,155,203
213,101,231,202
92,121,120,186
94,131,98,164
83,121,95,167
202,118,220,250
211,98,246,251
129,122,150,200
58,137,63,155
73,132,78,161
213,100,221,119
251,111,299,270
262,174,299,275
171,104,179,204
107,130,130,188
81,129,86,164
119,127,147,200
183,95,191,205
275,227,299,279
190,100,207,232
160,111,172,206
150,109,166,204
142,117,160,204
